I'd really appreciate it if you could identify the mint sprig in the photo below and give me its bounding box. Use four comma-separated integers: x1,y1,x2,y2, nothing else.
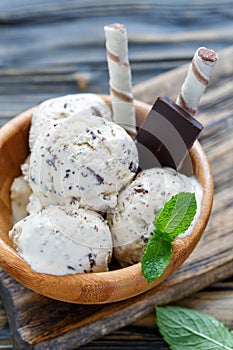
142,192,197,283
156,306,233,350
155,192,197,241
141,236,173,283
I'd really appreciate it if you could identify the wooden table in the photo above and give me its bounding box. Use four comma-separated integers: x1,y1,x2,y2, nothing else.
0,1,232,349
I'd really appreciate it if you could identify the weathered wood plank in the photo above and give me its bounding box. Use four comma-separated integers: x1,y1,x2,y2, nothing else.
0,279,232,349
0,1,232,123
174,287,233,329
1,0,233,24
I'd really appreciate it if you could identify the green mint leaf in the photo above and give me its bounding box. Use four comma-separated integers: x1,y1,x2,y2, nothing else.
155,192,197,240
156,306,233,350
141,192,198,283
141,235,173,283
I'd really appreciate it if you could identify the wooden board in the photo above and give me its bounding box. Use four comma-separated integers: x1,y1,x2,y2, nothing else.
0,281,232,350
0,44,232,349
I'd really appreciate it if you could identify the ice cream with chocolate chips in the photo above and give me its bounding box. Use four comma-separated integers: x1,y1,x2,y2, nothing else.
29,115,139,212
108,167,203,267
29,93,112,150
9,206,112,275
8,21,218,277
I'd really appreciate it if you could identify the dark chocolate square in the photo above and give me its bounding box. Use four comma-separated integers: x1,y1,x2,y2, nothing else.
135,96,203,170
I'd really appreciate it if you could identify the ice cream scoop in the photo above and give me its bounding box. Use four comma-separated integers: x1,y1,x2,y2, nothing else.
108,167,203,267
29,115,139,212
29,93,112,150
9,206,112,275
10,175,32,224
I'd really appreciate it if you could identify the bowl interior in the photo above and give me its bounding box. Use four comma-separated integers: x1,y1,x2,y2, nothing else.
0,97,213,304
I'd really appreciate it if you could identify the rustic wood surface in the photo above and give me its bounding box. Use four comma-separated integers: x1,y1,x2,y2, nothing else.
0,1,232,349
1,0,233,122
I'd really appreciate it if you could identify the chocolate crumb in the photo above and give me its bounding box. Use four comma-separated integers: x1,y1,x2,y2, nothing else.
71,197,78,205
86,167,104,185
134,188,148,195
90,131,97,139
129,161,138,173
88,253,97,269
67,265,76,271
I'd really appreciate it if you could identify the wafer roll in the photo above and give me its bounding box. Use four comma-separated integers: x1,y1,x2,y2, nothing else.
104,23,136,134
176,47,218,116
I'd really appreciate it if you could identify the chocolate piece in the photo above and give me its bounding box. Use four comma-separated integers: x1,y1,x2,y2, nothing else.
135,96,203,170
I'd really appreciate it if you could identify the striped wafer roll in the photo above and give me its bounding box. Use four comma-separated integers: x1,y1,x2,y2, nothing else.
104,23,136,134
176,47,218,116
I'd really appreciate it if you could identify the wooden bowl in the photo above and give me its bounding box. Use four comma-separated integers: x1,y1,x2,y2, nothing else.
0,96,213,304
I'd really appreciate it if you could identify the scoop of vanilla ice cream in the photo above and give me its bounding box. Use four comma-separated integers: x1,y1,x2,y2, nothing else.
108,167,203,267
10,175,32,224
29,117,138,212
29,112,110,207
29,93,112,150
9,206,112,275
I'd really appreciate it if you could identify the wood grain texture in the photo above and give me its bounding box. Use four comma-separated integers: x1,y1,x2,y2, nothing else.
0,279,232,349
0,0,232,123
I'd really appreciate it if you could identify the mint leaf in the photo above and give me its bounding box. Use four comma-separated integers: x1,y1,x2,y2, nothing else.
155,192,197,240
142,192,197,283
141,235,173,283
156,306,233,350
